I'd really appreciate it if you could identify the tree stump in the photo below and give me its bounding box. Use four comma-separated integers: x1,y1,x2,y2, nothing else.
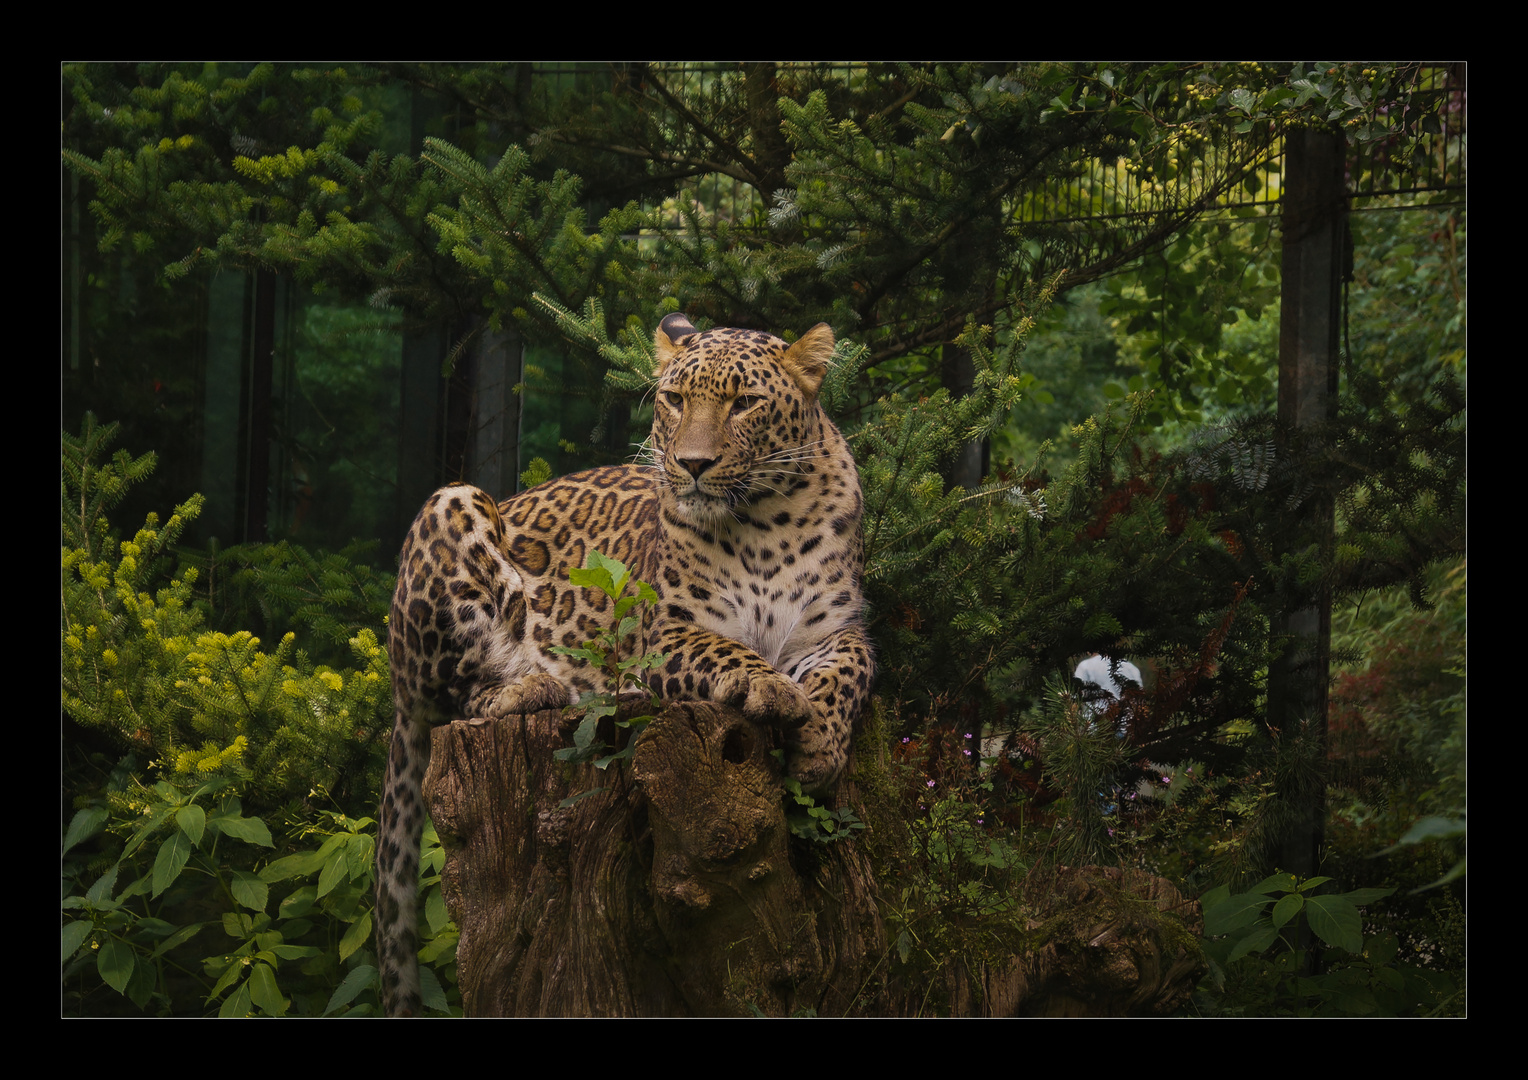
424,702,1203,1017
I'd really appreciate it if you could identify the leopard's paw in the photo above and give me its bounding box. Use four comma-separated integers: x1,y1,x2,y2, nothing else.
488,672,574,717
785,715,849,794
731,668,815,728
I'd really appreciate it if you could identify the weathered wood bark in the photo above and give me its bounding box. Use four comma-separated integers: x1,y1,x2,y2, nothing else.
425,702,1203,1017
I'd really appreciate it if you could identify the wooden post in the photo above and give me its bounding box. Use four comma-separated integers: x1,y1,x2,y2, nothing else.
1270,126,1347,879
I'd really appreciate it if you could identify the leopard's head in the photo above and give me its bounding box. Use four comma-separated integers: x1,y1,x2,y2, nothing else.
650,313,835,524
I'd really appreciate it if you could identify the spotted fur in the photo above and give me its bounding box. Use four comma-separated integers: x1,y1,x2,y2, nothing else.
376,314,873,1016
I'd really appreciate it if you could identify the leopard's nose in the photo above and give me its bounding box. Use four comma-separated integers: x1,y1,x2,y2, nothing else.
678,455,716,479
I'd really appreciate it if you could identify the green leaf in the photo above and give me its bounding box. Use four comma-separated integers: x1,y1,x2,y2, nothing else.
1203,891,1273,935
1226,921,1278,962
1248,872,1297,895
568,565,615,597
151,830,193,897
1338,887,1394,906
84,866,119,907
176,804,206,847
1305,895,1363,954
278,884,319,918
218,982,252,1018
1271,891,1304,928
557,787,607,808
261,851,325,883
418,963,449,1013
269,944,321,960
97,937,135,993
340,911,373,961
151,921,205,958
322,964,378,1015
61,920,94,962
211,811,273,847
248,961,289,1015
317,850,347,898
230,870,269,913
63,807,108,854
125,951,157,1007
1386,815,1465,850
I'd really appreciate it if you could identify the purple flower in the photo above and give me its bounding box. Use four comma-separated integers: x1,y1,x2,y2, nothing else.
901,737,910,744
926,779,936,788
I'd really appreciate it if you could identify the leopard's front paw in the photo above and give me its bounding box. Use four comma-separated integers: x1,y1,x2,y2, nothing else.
730,667,815,728
784,715,849,794
488,672,574,717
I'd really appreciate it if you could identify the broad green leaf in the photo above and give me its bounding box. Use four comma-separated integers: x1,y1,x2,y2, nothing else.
317,850,347,898
126,952,157,1007
206,957,247,1001
568,565,615,596
85,866,119,906
418,963,448,1013
1305,895,1363,954
63,807,108,854
1203,891,1272,935
212,811,273,847
151,922,205,958
61,920,93,962
270,944,321,960
1385,815,1465,850
248,962,289,1016
97,937,134,993
344,832,375,883
176,804,206,847
1415,857,1466,892
218,982,252,1018
322,964,377,1015
1198,883,1230,912
230,870,269,913
151,830,193,897
1297,875,1332,892
120,806,173,860
425,887,449,935
1226,921,1278,962
279,884,318,918
1271,891,1304,928
1248,872,1297,895
261,850,324,884
340,911,373,961
1338,887,1395,906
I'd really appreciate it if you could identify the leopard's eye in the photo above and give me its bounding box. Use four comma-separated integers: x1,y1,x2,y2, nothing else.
730,394,761,416
662,391,684,410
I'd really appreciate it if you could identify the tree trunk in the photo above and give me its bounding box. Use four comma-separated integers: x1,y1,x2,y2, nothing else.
424,702,1204,1017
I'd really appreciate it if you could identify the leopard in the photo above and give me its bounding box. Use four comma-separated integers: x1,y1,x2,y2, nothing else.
376,313,874,1016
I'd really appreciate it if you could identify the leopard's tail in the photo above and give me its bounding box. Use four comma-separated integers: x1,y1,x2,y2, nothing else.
376,708,429,1017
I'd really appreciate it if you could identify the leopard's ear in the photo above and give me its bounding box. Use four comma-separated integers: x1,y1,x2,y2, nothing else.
780,323,835,399
653,313,699,377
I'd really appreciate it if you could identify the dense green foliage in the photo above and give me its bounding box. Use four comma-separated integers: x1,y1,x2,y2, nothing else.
63,62,1463,1016
62,421,460,1014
